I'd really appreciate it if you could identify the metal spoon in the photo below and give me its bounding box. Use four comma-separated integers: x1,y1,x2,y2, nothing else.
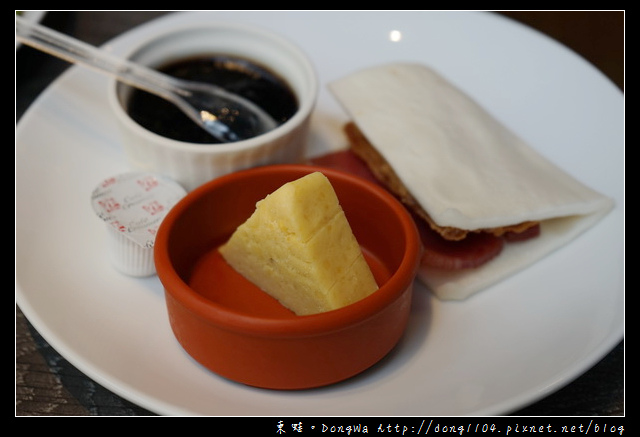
15,16,278,143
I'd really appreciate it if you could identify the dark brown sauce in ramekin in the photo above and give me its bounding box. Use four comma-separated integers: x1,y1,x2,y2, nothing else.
126,55,298,144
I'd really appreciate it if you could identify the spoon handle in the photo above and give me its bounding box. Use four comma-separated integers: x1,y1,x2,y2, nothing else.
15,15,184,101
16,15,278,143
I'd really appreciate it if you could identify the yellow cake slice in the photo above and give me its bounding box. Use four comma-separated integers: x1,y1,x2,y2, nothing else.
219,171,378,315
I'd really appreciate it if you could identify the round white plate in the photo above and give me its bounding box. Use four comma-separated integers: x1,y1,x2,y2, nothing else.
16,11,623,416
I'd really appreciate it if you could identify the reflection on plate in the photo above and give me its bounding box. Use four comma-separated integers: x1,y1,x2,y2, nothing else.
15,11,623,416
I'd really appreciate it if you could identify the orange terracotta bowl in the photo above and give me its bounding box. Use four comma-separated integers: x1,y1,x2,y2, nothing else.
154,164,421,390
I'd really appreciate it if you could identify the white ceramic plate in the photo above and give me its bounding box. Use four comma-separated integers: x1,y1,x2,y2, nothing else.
15,11,623,416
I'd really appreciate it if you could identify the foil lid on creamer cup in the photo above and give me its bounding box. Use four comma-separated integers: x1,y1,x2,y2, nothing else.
91,172,186,277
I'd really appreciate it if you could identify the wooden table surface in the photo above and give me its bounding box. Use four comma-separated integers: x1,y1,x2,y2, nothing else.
16,11,624,417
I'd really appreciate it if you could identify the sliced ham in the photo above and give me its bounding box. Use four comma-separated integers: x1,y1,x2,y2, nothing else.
309,150,522,271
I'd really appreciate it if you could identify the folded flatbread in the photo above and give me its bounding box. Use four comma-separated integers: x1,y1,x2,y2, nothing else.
329,63,614,300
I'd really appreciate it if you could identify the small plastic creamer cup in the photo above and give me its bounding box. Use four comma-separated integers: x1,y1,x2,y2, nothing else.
108,21,319,192
91,172,186,277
